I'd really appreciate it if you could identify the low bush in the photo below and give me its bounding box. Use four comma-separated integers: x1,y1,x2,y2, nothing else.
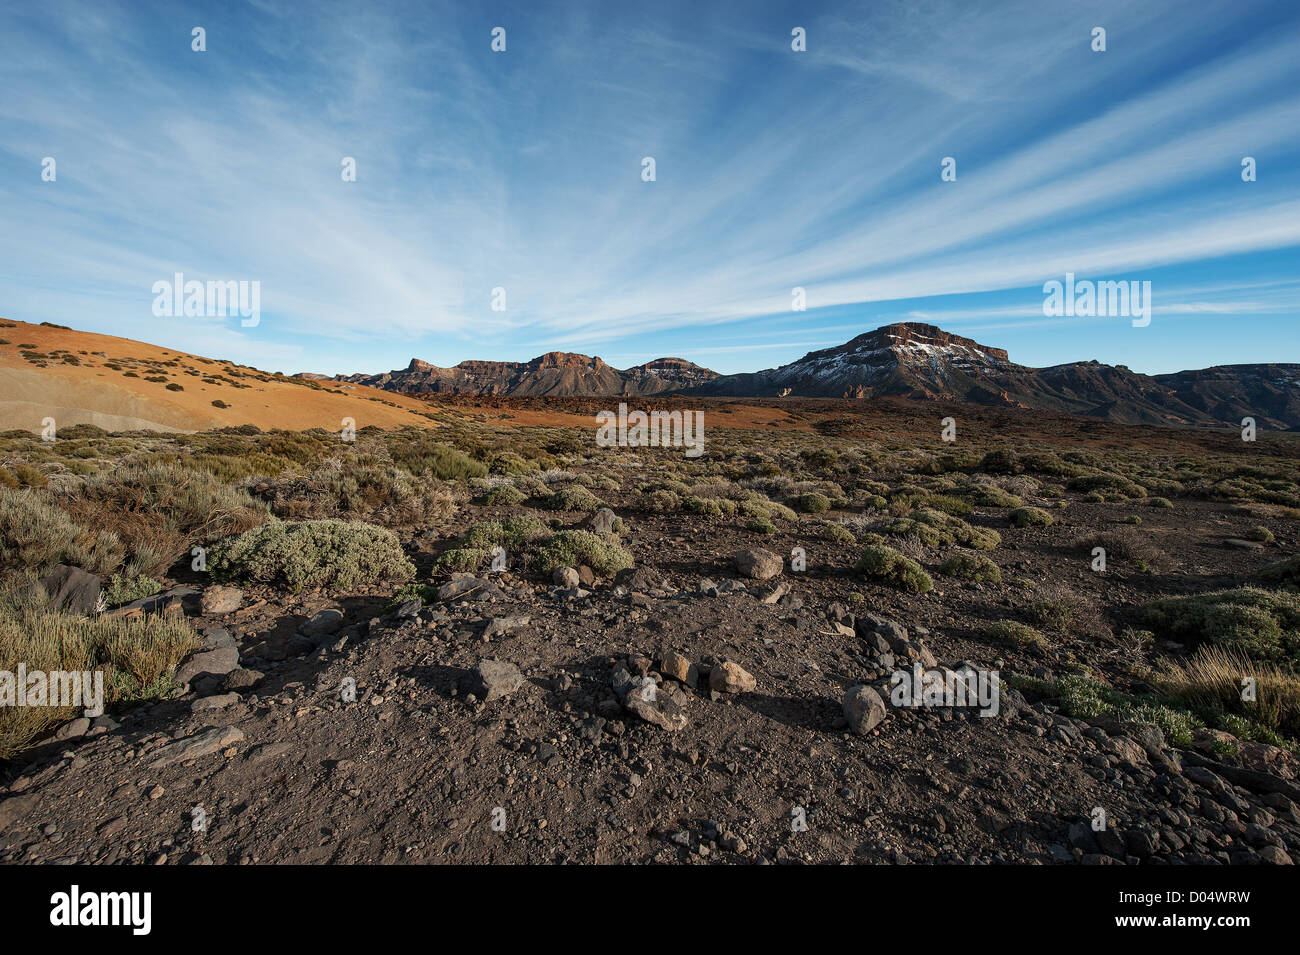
60,463,268,577
101,572,162,607
1008,506,1053,528
984,620,1047,652
210,519,415,592
938,553,1001,582
545,486,607,512
533,531,633,577
1138,587,1300,662
855,544,933,593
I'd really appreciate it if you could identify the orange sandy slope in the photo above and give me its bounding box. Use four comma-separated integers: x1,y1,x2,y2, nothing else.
0,319,439,433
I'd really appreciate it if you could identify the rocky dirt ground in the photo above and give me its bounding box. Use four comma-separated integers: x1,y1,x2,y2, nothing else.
2,400,1299,865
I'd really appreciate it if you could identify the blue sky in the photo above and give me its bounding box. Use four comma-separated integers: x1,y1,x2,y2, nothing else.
1,0,1297,377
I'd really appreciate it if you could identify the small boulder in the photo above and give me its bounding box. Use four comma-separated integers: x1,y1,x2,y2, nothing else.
482,615,530,639
192,693,241,712
709,660,756,694
220,668,264,692
466,659,524,702
438,576,499,601
54,717,91,741
734,549,782,580
201,585,244,615
39,565,101,615
659,651,699,688
174,646,240,686
552,566,580,589
584,508,618,535
300,608,344,638
614,566,658,592
843,685,887,734
149,725,245,769
201,628,235,650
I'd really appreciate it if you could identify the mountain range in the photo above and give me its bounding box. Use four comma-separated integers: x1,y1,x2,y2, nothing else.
303,322,1300,430
321,352,718,396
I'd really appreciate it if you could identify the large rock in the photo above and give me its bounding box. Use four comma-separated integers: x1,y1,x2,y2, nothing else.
843,685,887,734
734,549,782,580
220,668,263,691
466,659,523,702
614,566,658,592
856,614,908,645
552,566,580,588
625,687,688,730
659,651,699,688
200,585,244,615
709,660,756,694
617,673,688,730
438,575,501,601
482,615,531,639
584,508,618,535
174,646,240,686
149,726,245,769
300,608,344,637
39,565,101,615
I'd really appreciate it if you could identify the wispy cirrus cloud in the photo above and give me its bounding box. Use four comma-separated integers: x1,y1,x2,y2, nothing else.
0,0,1296,376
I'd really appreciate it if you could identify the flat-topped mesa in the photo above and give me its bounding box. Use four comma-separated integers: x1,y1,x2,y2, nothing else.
529,351,607,371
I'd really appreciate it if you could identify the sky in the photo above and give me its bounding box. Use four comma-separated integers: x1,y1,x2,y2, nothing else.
1,0,1298,378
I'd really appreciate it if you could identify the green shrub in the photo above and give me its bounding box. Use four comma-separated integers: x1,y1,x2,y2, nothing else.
210,519,415,592
1149,496,1173,509
822,521,856,544
855,544,933,593
483,485,527,506
102,572,162,607
1138,587,1300,662
980,449,1022,474
459,514,552,552
1008,506,1053,528
387,432,487,480
545,486,606,512
1028,599,1075,633
1067,472,1147,499
267,462,460,527
1258,554,1300,585
684,495,725,517
1244,525,1275,544
1051,674,1200,746
964,485,1024,508
433,548,489,573
533,531,633,577
939,553,1001,582
885,509,1000,550
793,492,831,514
985,620,1046,651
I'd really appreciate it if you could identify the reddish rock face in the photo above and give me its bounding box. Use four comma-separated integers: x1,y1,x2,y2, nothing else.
332,351,719,397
